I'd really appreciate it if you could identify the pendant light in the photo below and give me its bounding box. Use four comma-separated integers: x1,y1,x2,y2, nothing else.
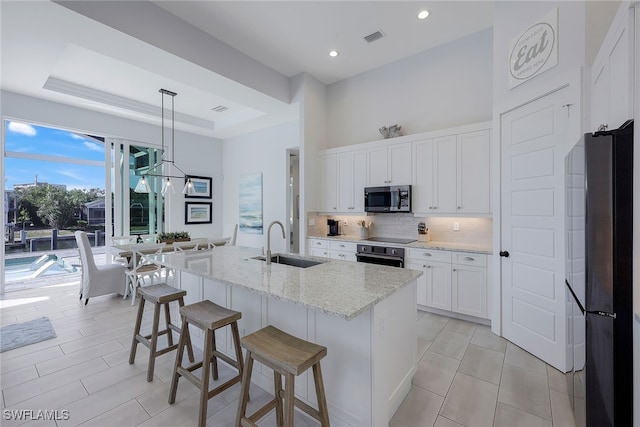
134,89,195,195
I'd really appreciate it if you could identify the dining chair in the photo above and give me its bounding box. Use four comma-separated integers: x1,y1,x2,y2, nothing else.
172,240,201,252
75,231,127,305
223,224,238,246
140,234,158,243
124,243,166,305
110,235,137,266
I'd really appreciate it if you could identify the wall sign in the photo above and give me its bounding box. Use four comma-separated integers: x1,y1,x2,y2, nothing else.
508,7,558,89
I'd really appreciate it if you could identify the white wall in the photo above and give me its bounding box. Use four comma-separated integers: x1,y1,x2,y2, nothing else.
222,120,299,252
326,28,493,148
0,90,224,239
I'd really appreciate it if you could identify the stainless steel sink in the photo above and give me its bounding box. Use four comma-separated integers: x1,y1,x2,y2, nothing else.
251,254,326,268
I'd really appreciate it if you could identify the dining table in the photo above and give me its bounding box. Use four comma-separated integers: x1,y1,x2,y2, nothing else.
107,237,230,266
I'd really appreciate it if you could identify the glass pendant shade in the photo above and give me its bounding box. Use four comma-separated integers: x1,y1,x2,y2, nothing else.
134,176,151,193
182,178,195,195
161,177,174,196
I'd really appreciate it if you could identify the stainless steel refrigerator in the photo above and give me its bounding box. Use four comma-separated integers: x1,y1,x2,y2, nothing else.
565,119,634,426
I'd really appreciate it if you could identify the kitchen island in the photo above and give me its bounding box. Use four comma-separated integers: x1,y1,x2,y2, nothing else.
154,246,421,427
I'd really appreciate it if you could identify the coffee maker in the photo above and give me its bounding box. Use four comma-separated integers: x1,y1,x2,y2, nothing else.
327,219,340,236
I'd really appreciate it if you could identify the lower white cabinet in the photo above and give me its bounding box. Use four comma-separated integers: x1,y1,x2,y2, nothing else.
406,250,488,319
307,238,356,261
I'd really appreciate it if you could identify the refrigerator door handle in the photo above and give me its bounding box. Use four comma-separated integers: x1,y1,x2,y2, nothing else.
586,310,617,319
564,279,586,315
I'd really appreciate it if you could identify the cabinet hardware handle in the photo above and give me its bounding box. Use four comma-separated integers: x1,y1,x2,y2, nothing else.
463,257,474,261
458,206,462,209
423,253,432,256
429,207,433,210
452,268,456,271
427,265,431,269
422,265,426,268
340,245,345,248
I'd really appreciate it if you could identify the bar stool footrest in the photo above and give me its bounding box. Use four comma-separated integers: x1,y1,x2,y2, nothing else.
244,398,279,424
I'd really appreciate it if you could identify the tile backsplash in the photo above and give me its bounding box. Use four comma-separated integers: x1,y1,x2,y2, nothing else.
307,212,492,247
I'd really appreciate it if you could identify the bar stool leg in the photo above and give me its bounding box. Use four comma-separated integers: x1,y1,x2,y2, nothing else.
128,293,145,364
235,351,254,427
146,301,162,382
274,371,284,427
178,298,195,363
313,363,330,427
164,303,174,346
283,373,295,427
169,317,188,404
199,328,214,427
210,330,219,381
230,322,245,384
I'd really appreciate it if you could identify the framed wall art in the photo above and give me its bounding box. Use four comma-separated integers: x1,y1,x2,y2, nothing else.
185,201,212,224
239,172,263,234
185,175,212,199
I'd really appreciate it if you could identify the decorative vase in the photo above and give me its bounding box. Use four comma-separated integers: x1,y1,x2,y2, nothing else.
359,227,369,239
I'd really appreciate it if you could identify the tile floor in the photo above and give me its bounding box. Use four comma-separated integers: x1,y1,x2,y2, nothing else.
1,271,576,426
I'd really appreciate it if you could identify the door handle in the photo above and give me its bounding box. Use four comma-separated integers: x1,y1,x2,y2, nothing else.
499,251,510,258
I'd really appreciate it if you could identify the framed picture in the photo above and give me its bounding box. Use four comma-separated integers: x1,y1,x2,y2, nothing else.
185,201,212,224
185,175,212,199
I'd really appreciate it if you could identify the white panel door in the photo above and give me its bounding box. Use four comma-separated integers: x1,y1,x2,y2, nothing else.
458,130,491,213
434,136,457,213
501,87,569,371
388,142,412,184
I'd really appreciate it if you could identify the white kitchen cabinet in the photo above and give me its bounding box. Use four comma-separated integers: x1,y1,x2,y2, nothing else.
337,150,366,212
407,249,488,319
308,238,328,258
367,142,412,186
327,240,357,262
591,6,634,132
319,150,366,214
319,155,338,213
413,130,490,215
457,130,491,213
413,136,457,213
451,253,487,318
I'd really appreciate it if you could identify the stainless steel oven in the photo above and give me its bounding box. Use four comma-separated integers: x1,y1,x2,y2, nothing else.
356,244,405,268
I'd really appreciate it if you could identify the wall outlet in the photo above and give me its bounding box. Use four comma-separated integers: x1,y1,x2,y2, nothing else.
308,218,315,226
453,221,460,231
343,220,348,226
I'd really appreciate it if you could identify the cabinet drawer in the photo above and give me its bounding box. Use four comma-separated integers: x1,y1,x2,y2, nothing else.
328,240,356,252
308,239,328,249
452,252,486,267
406,248,451,263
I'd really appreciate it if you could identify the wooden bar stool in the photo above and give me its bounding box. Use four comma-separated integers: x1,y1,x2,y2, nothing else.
169,300,244,427
235,325,330,427
129,283,194,382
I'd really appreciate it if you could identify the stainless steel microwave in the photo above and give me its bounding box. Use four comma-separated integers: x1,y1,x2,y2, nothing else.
364,185,411,213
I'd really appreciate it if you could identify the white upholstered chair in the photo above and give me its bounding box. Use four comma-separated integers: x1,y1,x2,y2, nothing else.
75,231,126,305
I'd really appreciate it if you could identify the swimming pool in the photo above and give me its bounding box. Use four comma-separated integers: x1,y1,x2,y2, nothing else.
5,254,78,282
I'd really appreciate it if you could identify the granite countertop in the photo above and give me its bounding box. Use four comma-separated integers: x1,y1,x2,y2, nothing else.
308,235,492,254
154,246,422,321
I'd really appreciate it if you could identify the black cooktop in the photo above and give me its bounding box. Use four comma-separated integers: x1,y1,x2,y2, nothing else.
364,237,416,244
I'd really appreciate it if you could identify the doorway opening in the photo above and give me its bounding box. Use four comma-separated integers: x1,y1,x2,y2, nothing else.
287,149,300,253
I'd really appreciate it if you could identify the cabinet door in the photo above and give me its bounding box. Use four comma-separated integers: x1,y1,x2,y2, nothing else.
412,139,435,212
434,135,457,213
457,130,491,213
388,142,412,184
366,147,389,186
451,264,487,318
406,260,427,306
426,261,452,311
319,155,337,212
352,150,367,212
337,152,354,212
309,248,328,258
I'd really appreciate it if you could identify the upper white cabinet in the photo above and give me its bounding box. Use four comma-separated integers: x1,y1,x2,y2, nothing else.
366,142,412,186
413,129,491,215
319,154,338,213
591,5,634,132
457,130,491,213
318,149,366,213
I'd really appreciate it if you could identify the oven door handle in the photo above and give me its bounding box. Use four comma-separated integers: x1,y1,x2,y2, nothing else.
356,253,405,262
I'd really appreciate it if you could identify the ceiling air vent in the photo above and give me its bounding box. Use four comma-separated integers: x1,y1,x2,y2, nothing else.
211,105,228,113
364,30,385,43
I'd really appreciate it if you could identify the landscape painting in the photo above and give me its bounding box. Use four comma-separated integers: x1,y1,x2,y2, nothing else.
239,173,263,234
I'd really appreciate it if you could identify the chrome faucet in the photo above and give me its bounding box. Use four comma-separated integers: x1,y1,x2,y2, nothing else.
266,220,286,265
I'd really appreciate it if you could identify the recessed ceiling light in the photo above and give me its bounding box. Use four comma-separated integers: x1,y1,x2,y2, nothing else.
417,10,430,20
329,50,339,57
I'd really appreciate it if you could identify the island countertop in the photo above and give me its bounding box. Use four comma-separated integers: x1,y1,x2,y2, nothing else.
154,245,421,321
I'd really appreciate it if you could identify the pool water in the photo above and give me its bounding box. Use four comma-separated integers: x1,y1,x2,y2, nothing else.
5,254,78,282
